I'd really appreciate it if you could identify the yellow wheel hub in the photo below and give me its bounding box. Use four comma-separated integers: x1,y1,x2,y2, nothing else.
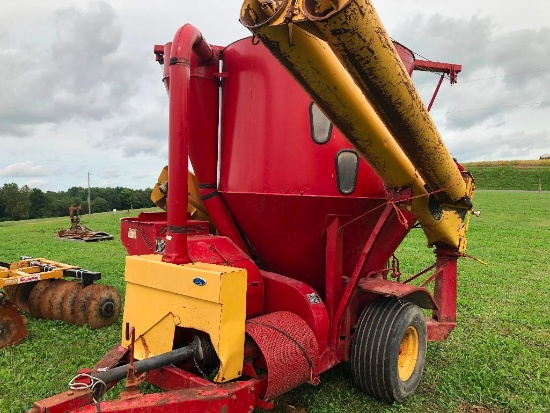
398,326,419,381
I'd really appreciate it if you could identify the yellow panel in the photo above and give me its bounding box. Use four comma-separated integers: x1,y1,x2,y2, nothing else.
151,166,168,209
122,255,247,382
187,172,211,224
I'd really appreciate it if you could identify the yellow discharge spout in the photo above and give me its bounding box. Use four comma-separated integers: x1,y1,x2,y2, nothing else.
240,0,470,250
302,0,469,207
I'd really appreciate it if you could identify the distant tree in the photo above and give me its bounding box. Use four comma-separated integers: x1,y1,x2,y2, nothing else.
0,184,154,221
0,183,31,221
135,189,154,208
0,188,5,220
29,188,51,218
91,197,110,213
66,186,86,199
48,191,74,217
120,188,138,210
97,188,122,210
18,186,32,220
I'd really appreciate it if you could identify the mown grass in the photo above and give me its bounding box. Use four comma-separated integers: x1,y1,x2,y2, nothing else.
1,192,549,413
462,160,550,191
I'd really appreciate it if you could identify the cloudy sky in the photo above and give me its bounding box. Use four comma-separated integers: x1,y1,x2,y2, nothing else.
1,1,549,191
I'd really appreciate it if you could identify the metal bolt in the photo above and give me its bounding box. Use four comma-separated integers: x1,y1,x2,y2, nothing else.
101,301,114,317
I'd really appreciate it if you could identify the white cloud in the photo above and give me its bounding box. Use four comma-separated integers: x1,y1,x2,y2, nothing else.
25,178,49,190
0,1,145,136
0,161,49,178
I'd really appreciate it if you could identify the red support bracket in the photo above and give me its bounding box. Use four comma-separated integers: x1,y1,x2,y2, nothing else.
427,248,460,341
325,216,343,324
414,60,462,111
329,204,395,350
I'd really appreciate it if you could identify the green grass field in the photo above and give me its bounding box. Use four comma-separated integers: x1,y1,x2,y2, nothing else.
0,190,549,413
463,160,550,191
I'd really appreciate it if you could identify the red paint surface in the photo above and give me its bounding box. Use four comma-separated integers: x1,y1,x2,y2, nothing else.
219,39,412,295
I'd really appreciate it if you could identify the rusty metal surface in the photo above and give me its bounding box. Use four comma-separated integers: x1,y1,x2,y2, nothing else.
239,8,469,251
74,284,103,326
13,282,37,313
92,345,129,373
85,285,121,329
38,279,65,319
50,281,78,320
28,279,52,318
147,365,212,391
70,381,267,413
56,204,113,242
28,389,94,413
0,300,28,348
303,0,468,206
61,282,84,324
3,285,18,299
359,278,437,310
426,318,456,342
239,1,475,252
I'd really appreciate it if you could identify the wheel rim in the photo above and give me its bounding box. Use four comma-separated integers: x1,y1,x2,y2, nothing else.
398,326,419,381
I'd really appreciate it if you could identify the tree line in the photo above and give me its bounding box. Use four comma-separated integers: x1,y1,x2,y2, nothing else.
0,183,154,221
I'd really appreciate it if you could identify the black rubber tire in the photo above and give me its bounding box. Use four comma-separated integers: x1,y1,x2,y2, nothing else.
351,298,427,403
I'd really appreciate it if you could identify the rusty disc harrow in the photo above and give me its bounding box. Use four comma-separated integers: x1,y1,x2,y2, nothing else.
3,285,18,300
60,282,84,324
5,279,121,330
0,301,28,348
85,285,122,329
13,282,38,313
50,281,78,321
28,280,52,318
38,280,66,320
74,284,103,326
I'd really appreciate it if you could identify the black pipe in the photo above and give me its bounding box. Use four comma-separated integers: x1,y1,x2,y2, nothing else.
93,337,203,384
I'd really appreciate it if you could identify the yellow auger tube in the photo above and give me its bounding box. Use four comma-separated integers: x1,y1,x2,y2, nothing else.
241,6,417,188
240,1,467,249
302,0,468,207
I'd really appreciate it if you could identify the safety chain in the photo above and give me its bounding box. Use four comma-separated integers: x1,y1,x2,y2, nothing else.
68,373,107,404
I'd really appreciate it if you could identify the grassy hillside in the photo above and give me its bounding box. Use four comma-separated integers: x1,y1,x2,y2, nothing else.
463,159,550,191
1,191,549,413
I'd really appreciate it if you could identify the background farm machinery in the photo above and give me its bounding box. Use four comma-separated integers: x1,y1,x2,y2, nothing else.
56,205,114,242
27,0,475,412
0,258,121,348
0,204,117,344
